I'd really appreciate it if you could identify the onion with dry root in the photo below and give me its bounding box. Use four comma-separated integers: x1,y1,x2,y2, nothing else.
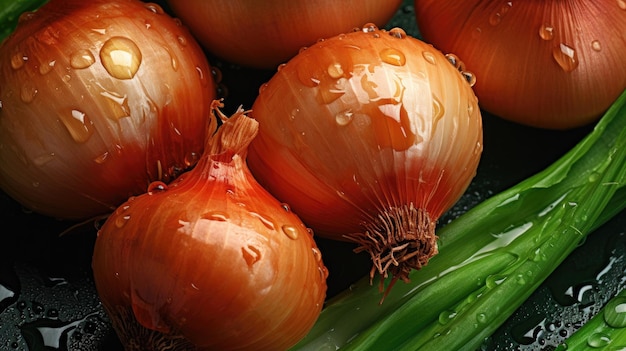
92,101,327,351
247,24,483,295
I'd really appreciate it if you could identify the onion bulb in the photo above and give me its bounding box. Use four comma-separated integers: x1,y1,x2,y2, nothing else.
92,100,327,351
415,0,626,129
165,0,403,69
0,0,216,220
247,24,483,291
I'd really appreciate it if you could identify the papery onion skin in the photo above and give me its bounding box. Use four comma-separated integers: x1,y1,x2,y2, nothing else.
415,0,626,129
0,0,216,220
92,102,327,351
247,24,483,286
165,0,403,69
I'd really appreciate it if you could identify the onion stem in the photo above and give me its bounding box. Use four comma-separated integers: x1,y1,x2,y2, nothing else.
292,88,626,350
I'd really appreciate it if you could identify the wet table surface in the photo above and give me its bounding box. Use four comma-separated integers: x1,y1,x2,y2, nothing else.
1,1,624,350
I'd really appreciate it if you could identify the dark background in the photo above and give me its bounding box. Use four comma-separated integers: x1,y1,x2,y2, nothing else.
0,1,624,350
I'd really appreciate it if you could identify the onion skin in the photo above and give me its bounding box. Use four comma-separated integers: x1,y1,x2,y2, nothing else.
165,0,403,69
247,25,483,287
0,0,216,220
92,102,327,351
415,0,626,129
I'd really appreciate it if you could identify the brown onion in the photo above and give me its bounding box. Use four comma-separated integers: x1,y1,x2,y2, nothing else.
165,0,403,69
415,0,626,129
92,101,327,350
247,24,483,291
0,0,216,220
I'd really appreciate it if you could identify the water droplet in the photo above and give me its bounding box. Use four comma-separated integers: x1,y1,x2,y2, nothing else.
553,43,578,72
18,11,36,23
618,0,626,10
327,63,344,79
177,35,187,47
380,48,406,66
312,247,322,262
587,332,611,348
318,266,329,280
335,109,354,126
250,212,276,230
282,225,299,239
184,151,200,167
100,36,142,79
388,27,407,39
144,3,165,14
539,24,555,40
591,40,602,52
204,211,228,221
438,310,457,324
486,274,507,288
93,152,109,164
91,28,106,35
422,51,437,64
11,53,26,69
20,82,37,103
58,109,93,143
476,312,488,324
115,214,130,228
489,2,512,26
462,71,476,87
281,203,291,212
33,152,55,166
362,23,378,32
432,95,445,122
147,181,168,193
69,49,95,69
100,90,130,120
603,296,626,328
242,245,262,267
39,60,56,75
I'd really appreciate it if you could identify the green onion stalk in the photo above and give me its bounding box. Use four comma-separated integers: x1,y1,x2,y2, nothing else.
293,89,626,351
0,0,48,42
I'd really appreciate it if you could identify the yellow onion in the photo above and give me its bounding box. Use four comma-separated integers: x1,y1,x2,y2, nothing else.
92,101,327,350
415,0,626,129
0,0,216,220
165,0,403,69
247,24,483,291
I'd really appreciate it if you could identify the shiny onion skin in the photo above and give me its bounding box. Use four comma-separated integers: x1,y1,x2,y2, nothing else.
415,0,626,129
165,0,403,69
247,24,483,288
92,101,327,351
0,0,216,220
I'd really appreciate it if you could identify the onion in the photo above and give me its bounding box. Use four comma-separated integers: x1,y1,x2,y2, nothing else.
414,0,626,129
165,0,403,69
247,24,483,291
92,101,327,351
0,0,216,220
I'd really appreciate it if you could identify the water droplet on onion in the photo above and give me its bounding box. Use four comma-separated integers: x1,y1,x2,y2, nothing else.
388,27,407,39
11,53,26,70
20,82,37,103
539,24,555,40
147,181,168,194
39,60,56,75
422,51,436,64
281,225,299,240
618,0,626,10
380,48,406,66
591,40,602,52
58,109,94,143
335,109,354,126
242,245,262,267
552,43,579,72
69,49,96,69
99,36,142,79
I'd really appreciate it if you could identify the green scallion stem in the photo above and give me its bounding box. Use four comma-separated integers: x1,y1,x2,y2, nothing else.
292,88,626,351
